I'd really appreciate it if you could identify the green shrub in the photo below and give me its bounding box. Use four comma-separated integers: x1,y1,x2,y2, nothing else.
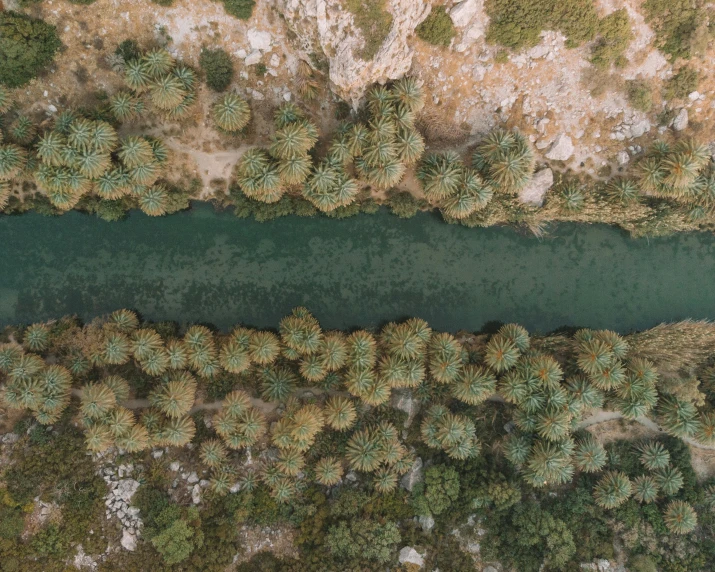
200,48,234,92
325,519,401,563
344,0,393,60
591,9,632,68
115,39,142,62
152,0,176,5
0,11,62,88
387,190,421,218
222,0,256,20
665,66,699,100
485,0,598,50
151,518,199,565
416,6,456,47
626,79,654,112
642,0,704,60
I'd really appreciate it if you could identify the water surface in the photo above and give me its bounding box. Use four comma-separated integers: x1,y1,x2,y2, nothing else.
1,204,714,333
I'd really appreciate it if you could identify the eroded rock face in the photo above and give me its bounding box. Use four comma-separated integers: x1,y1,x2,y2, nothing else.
280,0,431,105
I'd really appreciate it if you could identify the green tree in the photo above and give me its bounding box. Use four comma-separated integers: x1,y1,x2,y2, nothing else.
0,11,62,88
151,518,198,565
325,519,401,563
422,464,460,515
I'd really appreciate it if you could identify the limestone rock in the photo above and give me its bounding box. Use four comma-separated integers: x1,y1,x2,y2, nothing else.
400,456,423,491
191,484,201,505
450,0,480,27
616,151,630,165
399,546,425,567
114,479,140,502
673,108,688,131
418,514,435,531
519,168,553,206
120,529,137,552
545,134,574,161
247,29,272,51
391,389,420,426
245,51,262,66
280,0,431,105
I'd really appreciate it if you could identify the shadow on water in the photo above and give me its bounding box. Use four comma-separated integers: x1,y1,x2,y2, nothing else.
1,204,714,333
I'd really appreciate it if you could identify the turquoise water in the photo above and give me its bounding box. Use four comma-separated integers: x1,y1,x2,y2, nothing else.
1,204,714,333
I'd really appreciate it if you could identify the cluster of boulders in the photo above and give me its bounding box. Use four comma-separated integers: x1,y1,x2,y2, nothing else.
100,464,142,552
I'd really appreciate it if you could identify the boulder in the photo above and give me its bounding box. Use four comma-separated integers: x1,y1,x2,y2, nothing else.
247,29,272,51
391,389,420,426
400,457,423,491
114,479,140,503
191,484,201,505
244,51,262,66
418,514,435,531
399,546,425,568
450,0,480,27
673,108,688,131
545,134,574,161
279,0,431,105
518,168,553,206
120,529,137,552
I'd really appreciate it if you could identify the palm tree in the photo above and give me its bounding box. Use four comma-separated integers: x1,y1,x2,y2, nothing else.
260,366,296,402
577,339,613,375
504,433,531,466
129,160,160,186
573,436,606,473
108,309,139,333
346,429,384,472
417,152,463,201
150,378,196,418
498,323,530,352
105,407,136,437
166,340,188,369
110,91,139,122
632,475,659,503
88,121,118,153
117,423,150,452
663,500,698,534
347,124,370,156
0,144,27,181
140,350,169,376
236,407,266,443
223,389,251,418
391,76,424,112
102,332,131,364
247,330,279,365
7,353,43,384
373,467,398,493
172,64,196,91
607,178,639,203
36,131,66,167
314,457,343,486
277,449,305,477
23,323,49,352
200,439,228,468
274,102,304,128
210,469,234,496
219,340,250,373
85,423,115,452
347,330,377,369
270,123,315,160
524,440,574,486
138,185,169,217
213,94,251,133
184,324,214,350
661,152,701,191
451,364,496,405
395,128,425,165
593,471,632,508
0,86,11,114
654,466,684,496
102,375,130,402
560,182,585,211
658,395,699,438
131,328,164,360
270,477,296,503
10,115,35,145
150,74,187,111
143,48,174,78
279,312,323,355
485,334,520,372
588,360,626,391
299,354,327,381
637,157,665,193
161,415,196,446
277,155,311,186
318,332,348,372
119,137,155,168
0,344,21,373
696,411,715,445
125,59,151,91
147,138,169,165
324,396,357,430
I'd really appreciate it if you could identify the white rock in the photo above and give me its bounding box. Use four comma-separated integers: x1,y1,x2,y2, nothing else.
545,134,574,161
400,457,423,491
127,507,140,518
283,91,292,101
629,119,651,139
169,462,181,472
418,514,435,532
1,433,19,444
483,567,498,572
121,529,137,552
399,546,425,568
270,54,280,67
345,471,358,482
251,89,265,101
47,105,57,113
191,484,201,505
114,479,140,502
236,49,247,59
673,108,689,131
73,545,96,569
187,472,199,484
245,51,262,66
199,479,210,488
450,0,479,28
519,167,554,207
247,29,272,51
230,483,241,493
616,151,630,165
689,91,700,101
151,449,163,459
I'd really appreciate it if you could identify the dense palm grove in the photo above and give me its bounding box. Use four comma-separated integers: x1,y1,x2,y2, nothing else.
2,310,715,569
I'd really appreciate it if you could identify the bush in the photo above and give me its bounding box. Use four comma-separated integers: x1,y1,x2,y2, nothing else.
643,0,704,60
387,190,421,218
325,519,401,563
485,0,598,50
423,464,460,515
200,48,234,92
416,6,456,47
665,66,699,100
591,9,632,68
222,0,256,20
344,0,393,60
0,11,62,88
152,0,175,5
626,80,653,112
115,39,142,62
